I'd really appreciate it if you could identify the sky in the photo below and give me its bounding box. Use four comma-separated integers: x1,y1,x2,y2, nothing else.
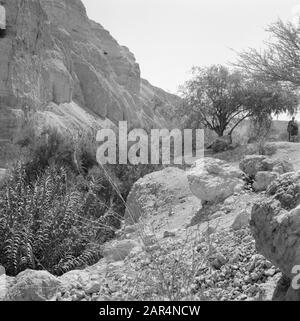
82,0,300,95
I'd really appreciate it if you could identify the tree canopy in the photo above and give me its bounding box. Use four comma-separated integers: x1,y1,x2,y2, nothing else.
237,17,300,88
178,65,298,137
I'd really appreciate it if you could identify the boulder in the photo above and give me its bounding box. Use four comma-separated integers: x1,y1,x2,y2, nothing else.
231,210,250,231
250,200,300,300
239,155,267,177
239,155,294,178
187,158,244,203
209,252,228,270
267,172,300,210
273,163,294,175
264,158,294,175
163,231,176,238
4,270,62,301
0,265,14,301
211,135,232,153
84,281,101,295
253,171,279,192
125,167,199,226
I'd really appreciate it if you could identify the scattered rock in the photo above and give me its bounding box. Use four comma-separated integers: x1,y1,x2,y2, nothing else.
267,172,300,209
231,211,250,231
253,171,279,191
187,158,244,203
250,199,300,300
224,196,236,206
240,155,268,177
211,211,224,220
4,270,62,301
125,167,199,226
264,269,276,277
163,231,176,238
84,282,101,295
142,234,157,247
211,253,228,270
239,155,294,178
205,226,216,236
211,135,232,153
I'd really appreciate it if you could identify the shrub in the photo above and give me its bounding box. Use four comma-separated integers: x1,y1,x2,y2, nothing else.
0,162,109,276
257,141,277,156
0,127,165,276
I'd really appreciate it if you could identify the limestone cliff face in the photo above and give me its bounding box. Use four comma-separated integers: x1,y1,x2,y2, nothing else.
0,0,180,140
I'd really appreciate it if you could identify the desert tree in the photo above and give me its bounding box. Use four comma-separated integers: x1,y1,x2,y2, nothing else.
237,17,300,87
178,65,298,138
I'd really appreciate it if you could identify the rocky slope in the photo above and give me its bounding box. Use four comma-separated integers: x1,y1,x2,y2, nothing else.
0,0,180,142
1,154,290,301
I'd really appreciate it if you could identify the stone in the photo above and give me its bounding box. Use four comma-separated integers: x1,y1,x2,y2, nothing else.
229,252,242,264
267,172,300,210
224,196,236,206
253,171,279,192
211,135,232,153
234,184,244,194
0,267,14,301
231,211,250,231
187,158,244,203
4,270,62,301
204,226,216,235
84,281,101,295
211,253,228,270
73,289,85,300
264,269,276,277
250,200,300,300
163,231,176,238
272,161,294,175
239,155,268,177
211,211,224,220
239,155,294,178
125,167,199,226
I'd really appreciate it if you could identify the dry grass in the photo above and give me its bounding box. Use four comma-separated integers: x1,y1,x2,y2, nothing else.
97,162,218,301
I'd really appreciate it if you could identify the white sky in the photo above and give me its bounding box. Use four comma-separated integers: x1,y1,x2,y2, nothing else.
82,0,300,96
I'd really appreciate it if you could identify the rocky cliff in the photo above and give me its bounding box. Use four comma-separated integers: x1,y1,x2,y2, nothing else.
0,0,180,141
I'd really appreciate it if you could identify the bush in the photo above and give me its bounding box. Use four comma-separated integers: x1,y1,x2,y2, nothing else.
0,163,104,276
257,141,277,156
0,128,165,276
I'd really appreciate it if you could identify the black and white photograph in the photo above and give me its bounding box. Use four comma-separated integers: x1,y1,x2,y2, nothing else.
0,0,300,312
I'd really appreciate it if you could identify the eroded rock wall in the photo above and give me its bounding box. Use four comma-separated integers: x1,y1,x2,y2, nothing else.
0,0,180,141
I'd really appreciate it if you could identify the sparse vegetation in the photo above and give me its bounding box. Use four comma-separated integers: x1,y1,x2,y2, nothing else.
0,127,163,277
2,0,300,303
237,18,300,88
0,163,102,276
177,65,298,140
